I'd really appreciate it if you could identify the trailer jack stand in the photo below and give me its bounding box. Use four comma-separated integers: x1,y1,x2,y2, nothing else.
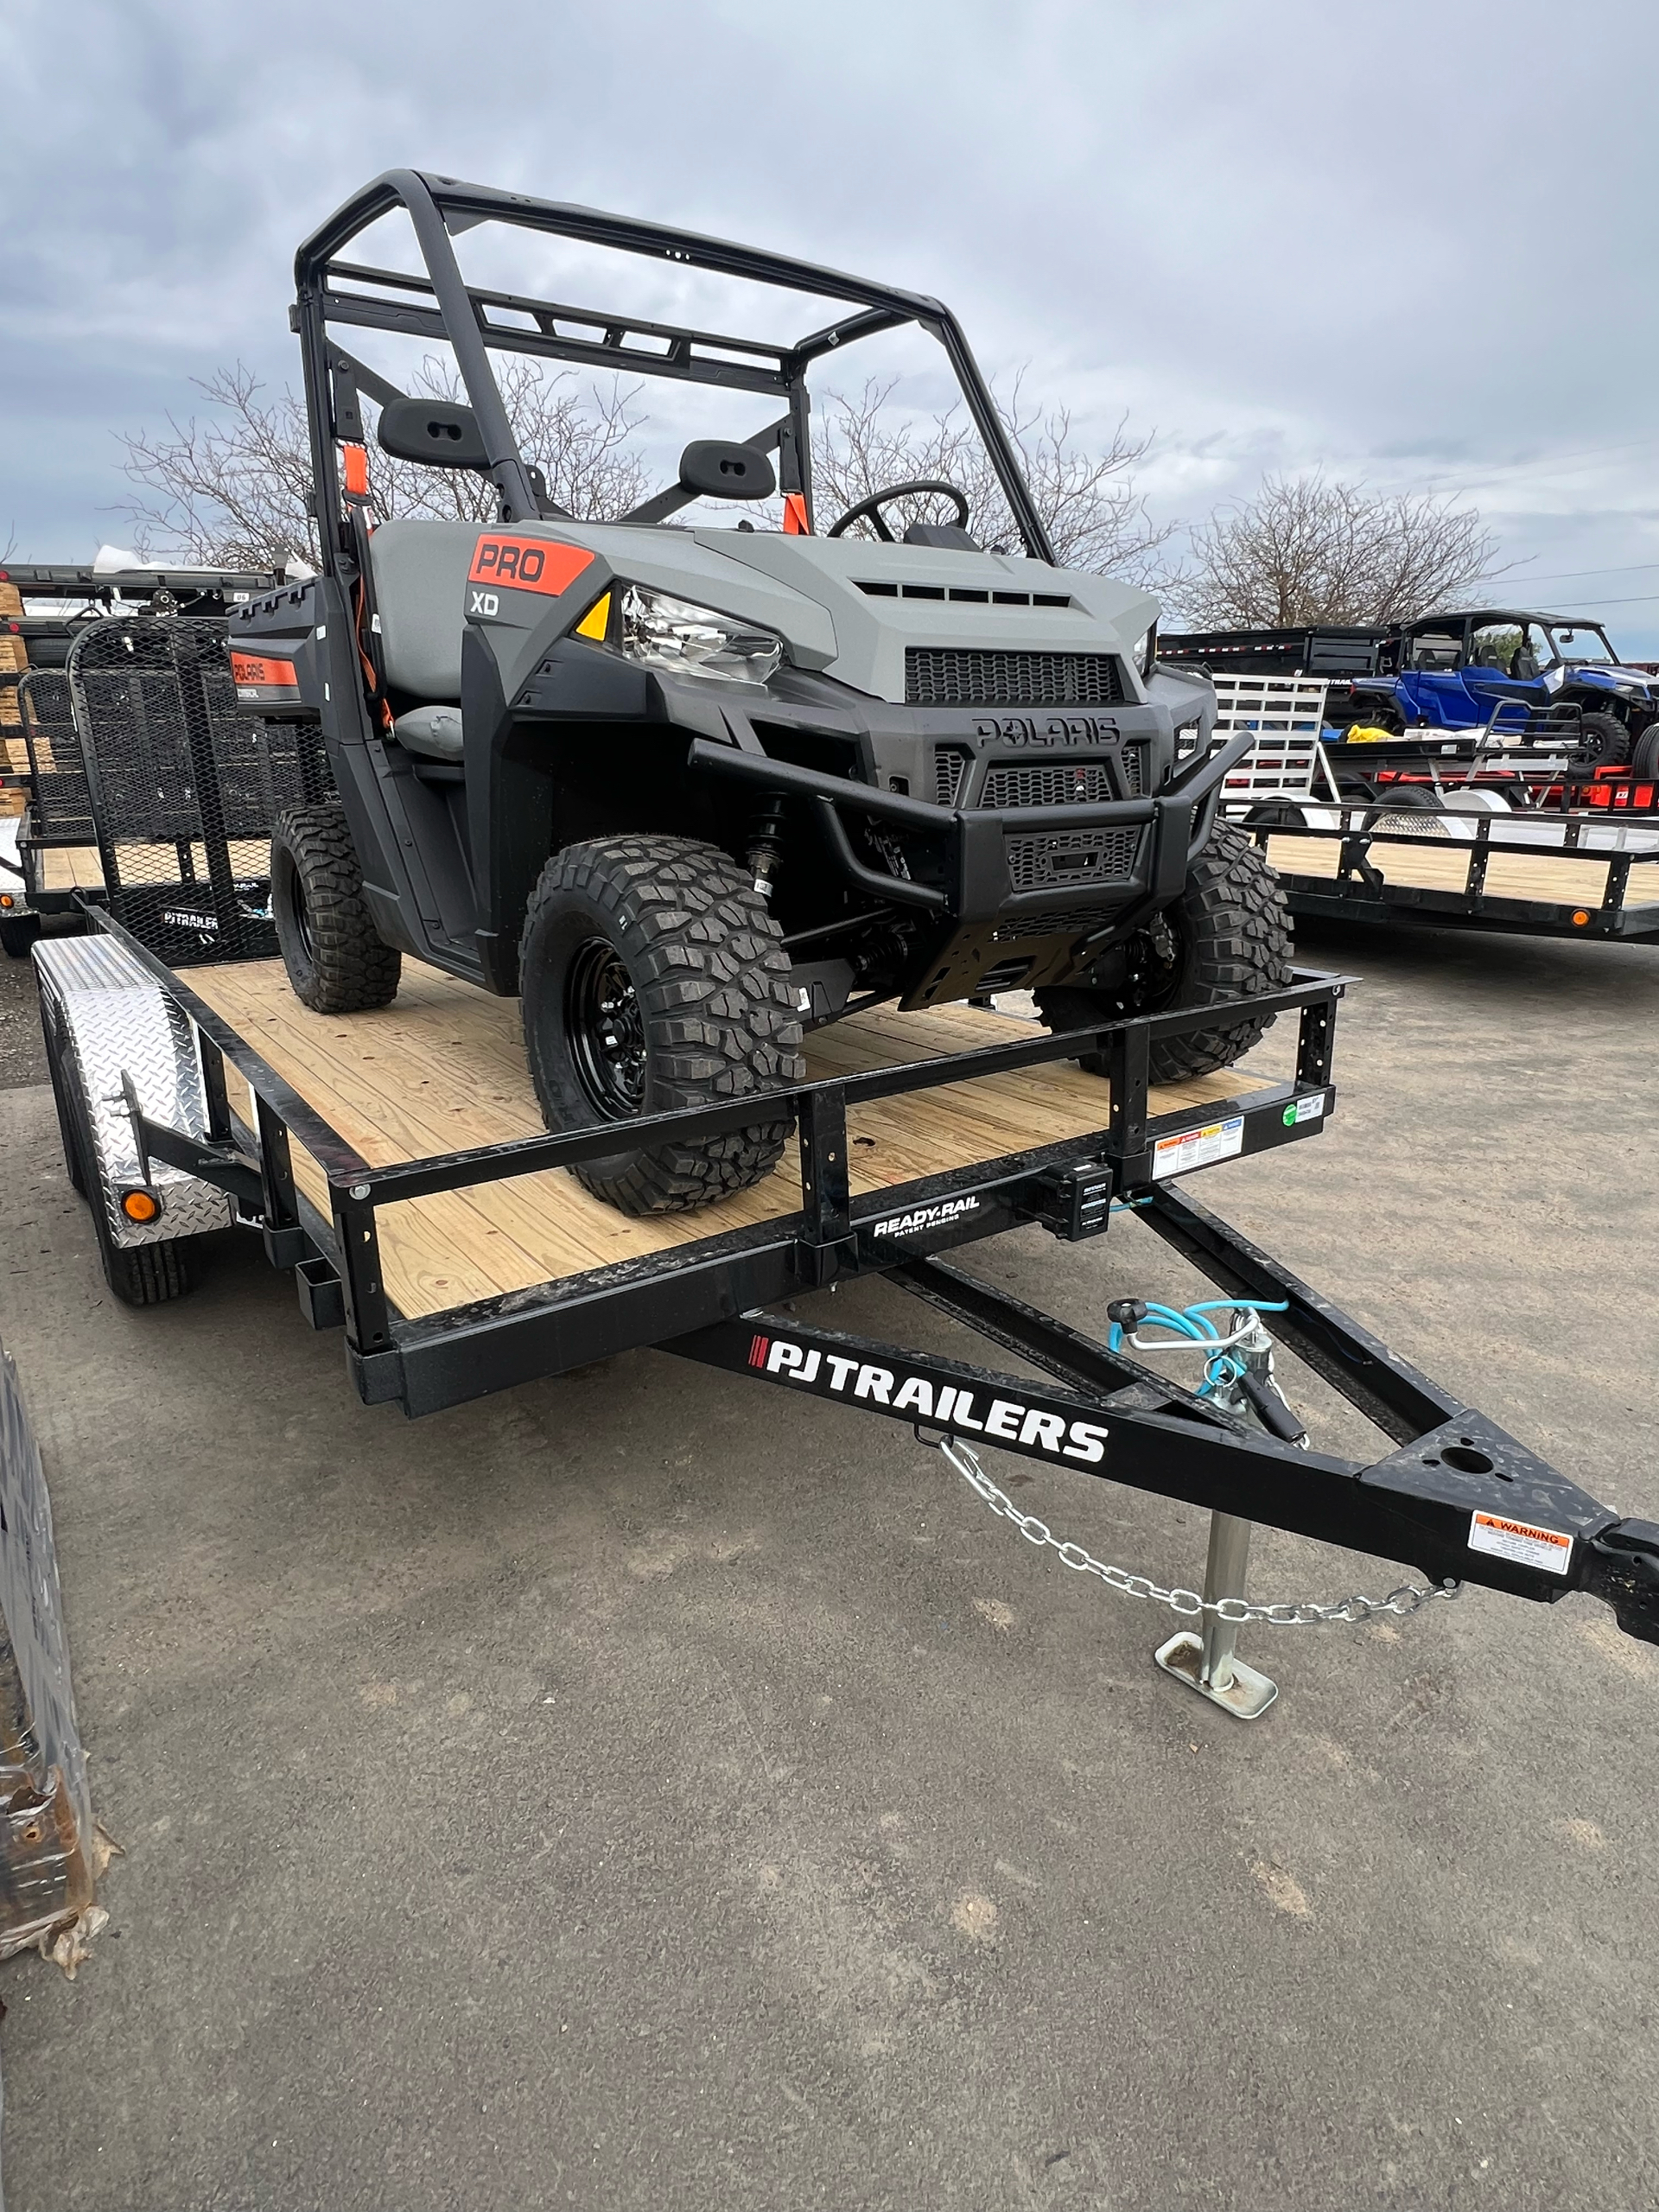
1154,1513,1278,1720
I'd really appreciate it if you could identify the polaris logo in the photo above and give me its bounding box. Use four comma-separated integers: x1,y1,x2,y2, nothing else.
870,1195,981,1240
745,1331,1109,1465
973,713,1121,747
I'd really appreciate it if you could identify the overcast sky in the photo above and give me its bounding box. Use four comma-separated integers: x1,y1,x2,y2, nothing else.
6,0,1658,649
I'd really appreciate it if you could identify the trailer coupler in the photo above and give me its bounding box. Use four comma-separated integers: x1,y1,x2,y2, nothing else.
668,1189,1659,1713
1581,1519,1659,1645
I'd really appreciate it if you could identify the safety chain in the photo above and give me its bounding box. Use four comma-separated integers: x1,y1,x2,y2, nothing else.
940,1439,1462,1626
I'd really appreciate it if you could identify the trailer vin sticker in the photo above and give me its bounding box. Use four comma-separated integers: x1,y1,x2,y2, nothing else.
1468,1510,1573,1577
1152,1115,1244,1180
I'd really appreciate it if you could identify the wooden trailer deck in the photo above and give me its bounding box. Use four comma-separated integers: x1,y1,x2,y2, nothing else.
190,958,1268,1323
32,840,271,892
1266,830,1659,909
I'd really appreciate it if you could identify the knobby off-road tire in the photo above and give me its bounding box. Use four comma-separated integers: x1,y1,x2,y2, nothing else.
1037,818,1293,1085
521,836,805,1217
1630,723,1659,786
271,805,402,1014
1570,711,1630,775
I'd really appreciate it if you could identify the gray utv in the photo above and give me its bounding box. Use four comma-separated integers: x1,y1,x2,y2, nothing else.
231,169,1288,1216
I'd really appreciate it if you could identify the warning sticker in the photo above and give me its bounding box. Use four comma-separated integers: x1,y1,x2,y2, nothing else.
1468,1511,1574,1577
1152,1115,1244,1181
1282,1090,1327,1127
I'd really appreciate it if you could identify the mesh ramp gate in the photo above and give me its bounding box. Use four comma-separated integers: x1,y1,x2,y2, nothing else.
67,617,333,967
18,670,94,843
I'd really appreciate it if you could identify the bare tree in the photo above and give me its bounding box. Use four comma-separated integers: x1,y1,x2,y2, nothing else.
118,359,652,571
811,375,1175,583
1173,472,1504,629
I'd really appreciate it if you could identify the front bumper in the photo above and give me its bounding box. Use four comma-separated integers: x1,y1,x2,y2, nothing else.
688,724,1255,997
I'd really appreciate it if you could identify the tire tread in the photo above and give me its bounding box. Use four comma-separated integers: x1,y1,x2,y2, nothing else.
273,805,401,1014
521,836,804,1216
1039,820,1294,1084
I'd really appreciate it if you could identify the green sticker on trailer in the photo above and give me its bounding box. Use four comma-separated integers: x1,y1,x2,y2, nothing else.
1283,1091,1328,1127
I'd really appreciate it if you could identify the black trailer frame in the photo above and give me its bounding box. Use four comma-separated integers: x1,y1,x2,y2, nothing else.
58,897,1659,1670
1242,800,1659,944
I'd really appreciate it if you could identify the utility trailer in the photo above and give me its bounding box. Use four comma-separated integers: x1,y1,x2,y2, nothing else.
1208,673,1659,943
1249,804,1659,944
1160,625,1387,681
29,626,1659,1716
0,563,275,955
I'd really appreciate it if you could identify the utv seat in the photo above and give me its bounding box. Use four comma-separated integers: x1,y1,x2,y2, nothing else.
393,703,465,760
366,520,481,760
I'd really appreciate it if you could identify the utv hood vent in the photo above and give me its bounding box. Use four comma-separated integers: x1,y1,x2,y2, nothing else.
858,581,1072,608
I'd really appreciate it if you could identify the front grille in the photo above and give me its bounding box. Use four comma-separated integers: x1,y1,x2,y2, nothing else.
1006,827,1142,893
983,760,1116,808
934,744,973,806
906,648,1125,707
994,908,1116,939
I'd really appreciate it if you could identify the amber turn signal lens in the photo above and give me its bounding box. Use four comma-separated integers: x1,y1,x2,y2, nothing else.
120,1189,161,1224
1572,910,1591,926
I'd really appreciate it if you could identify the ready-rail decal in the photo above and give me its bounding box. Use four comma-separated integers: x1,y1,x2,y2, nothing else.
745,1332,1109,1464
869,1196,982,1240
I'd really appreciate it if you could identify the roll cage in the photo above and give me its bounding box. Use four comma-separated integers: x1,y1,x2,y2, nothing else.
292,168,1056,563
1395,609,1622,673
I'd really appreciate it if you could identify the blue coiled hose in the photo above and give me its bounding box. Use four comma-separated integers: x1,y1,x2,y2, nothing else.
1108,1298,1290,1399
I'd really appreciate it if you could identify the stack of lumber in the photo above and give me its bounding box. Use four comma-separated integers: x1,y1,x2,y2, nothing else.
0,581,30,796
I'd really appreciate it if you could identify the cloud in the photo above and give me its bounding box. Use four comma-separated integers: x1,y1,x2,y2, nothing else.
5,0,1657,645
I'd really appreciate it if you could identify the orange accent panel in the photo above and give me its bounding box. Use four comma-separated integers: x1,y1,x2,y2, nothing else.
467,536,594,596
341,443,371,497
230,652,298,688
783,493,810,536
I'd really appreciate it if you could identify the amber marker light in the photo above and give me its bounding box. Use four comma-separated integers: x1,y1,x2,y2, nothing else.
1572,910,1592,927
120,1189,162,1224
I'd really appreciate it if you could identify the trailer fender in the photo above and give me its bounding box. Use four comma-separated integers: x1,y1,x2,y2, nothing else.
33,935,234,1249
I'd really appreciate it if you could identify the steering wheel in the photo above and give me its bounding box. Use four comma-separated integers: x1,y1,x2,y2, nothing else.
826,479,971,543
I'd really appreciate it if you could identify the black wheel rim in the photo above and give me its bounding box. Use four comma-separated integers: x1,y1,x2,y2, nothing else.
566,936,647,1121
1117,916,1185,1014
291,867,317,967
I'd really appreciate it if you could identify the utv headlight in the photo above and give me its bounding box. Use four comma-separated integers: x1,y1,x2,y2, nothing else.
615,584,783,687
